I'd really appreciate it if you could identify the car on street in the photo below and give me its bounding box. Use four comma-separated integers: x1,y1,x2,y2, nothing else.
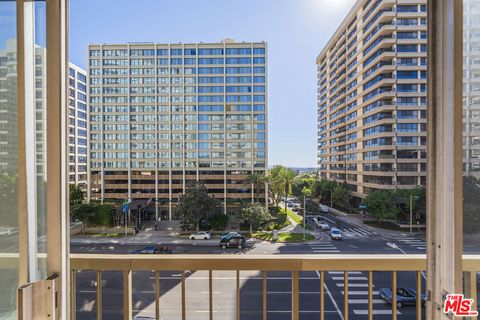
189,231,211,240
330,227,342,240
316,220,330,230
0,227,13,237
131,245,172,254
290,203,300,211
221,231,242,240
220,235,246,249
379,287,426,308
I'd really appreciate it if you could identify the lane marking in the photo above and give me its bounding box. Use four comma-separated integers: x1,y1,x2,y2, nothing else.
316,270,344,320
331,276,367,281
353,310,401,315
348,299,386,304
336,283,370,288
341,290,379,295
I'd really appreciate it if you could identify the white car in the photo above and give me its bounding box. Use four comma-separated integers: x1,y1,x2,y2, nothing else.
316,220,330,230
189,231,211,240
330,228,342,240
0,228,13,237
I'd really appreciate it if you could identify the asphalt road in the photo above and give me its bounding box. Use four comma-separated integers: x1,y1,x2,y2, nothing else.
74,268,426,320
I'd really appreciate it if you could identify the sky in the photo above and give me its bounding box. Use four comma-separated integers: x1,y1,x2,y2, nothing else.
70,0,357,168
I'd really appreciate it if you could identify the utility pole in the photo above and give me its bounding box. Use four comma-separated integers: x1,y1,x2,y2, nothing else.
409,195,413,235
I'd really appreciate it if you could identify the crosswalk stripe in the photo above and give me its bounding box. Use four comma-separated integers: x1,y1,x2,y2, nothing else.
331,276,367,281
341,291,379,295
313,250,341,253
348,299,386,304
309,245,337,248
353,310,401,315
336,283,370,288
329,271,363,275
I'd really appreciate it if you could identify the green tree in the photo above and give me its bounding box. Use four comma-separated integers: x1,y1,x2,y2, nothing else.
279,167,297,213
292,175,316,199
241,203,273,234
331,184,351,211
267,165,286,207
393,187,426,221
69,184,85,209
247,171,268,203
313,179,337,205
365,190,397,222
175,181,220,231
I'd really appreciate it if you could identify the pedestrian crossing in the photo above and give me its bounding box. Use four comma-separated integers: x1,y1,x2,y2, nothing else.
307,242,340,253
340,227,377,238
327,271,402,316
398,238,426,250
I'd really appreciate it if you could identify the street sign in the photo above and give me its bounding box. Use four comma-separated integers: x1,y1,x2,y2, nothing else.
122,203,129,214
359,204,367,209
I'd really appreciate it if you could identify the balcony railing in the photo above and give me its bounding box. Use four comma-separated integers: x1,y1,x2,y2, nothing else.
69,254,480,320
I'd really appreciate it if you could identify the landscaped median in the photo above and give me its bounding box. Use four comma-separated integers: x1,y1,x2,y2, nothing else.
251,231,314,243
284,208,314,231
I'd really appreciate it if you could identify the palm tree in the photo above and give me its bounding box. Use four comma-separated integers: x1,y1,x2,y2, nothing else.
279,167,296,213
247,172,267,203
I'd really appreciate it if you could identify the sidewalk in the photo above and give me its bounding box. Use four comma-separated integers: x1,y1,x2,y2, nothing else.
281,214,318,238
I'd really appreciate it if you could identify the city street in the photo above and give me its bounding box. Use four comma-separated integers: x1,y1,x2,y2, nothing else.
70,215,427,320
1,213,477,319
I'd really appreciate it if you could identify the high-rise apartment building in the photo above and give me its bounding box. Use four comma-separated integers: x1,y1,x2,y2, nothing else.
88,40,267,218
68,63,88,187
463,0,480,178
316,0,427,198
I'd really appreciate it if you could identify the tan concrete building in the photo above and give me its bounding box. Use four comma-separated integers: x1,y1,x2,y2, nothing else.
463,0,480,178
316,0,427,198
88,40,268,218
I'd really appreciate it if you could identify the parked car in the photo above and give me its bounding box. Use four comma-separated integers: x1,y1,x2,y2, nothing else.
189,231,211,240
319,205,329,213
379,287,426,308
330,228,342,240
131,245,172,254
0,227,13,237
220,235,246,249
316,220,330,230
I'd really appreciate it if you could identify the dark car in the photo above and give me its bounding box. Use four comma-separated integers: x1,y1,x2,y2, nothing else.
220,232,242,241
220,235,246,249
379,287,426,308
131,245,172,254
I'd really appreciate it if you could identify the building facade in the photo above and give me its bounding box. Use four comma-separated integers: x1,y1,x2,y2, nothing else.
316,0,427,198
463,0,480,178
88,40,268,217
68,63,88,187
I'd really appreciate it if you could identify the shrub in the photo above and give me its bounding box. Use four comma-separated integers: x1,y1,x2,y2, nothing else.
208,214,228,230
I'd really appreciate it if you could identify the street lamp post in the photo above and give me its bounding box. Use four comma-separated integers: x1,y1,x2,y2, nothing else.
303,194,306,241
409,195,420,235
410,195,413,235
